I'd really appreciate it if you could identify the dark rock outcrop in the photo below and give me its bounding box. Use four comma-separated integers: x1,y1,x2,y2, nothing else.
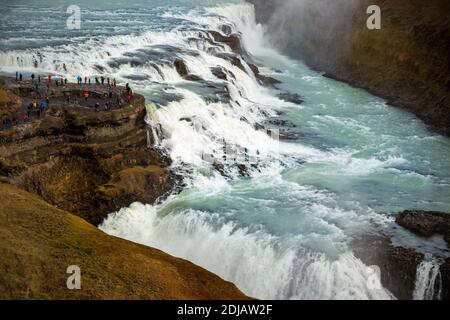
174,58,189,77
396,210,450,245
210,33,281,87
174,59,203,82
248,63,281,87
209,31,244,55
441,259,450,300
352,210,450,300
277,92,304,105
352,211,450,300
395,210,450,300
352,234,424,300
211,67,228,80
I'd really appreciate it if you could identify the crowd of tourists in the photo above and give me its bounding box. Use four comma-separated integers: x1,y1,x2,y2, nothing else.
1,72,135,130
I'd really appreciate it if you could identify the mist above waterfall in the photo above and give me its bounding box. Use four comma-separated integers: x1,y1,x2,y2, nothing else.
249,0,361,68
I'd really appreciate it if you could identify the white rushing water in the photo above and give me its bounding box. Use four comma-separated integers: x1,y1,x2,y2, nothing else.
2,0,450,300
413,256,442,300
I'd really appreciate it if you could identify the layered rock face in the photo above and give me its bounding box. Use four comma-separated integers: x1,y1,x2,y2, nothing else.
0,183,249,299
248,0,450,135
0,81,176,226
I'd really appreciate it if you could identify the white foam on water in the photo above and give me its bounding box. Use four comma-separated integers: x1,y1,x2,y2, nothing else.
100,201,393,300
97,3,397,300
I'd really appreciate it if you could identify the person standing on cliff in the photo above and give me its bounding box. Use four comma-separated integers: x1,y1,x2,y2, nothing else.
39,100,47,117
15,71,18,81
21,113,29,122
31,73,35,82
19,73,23,81
27,103,32,119
2,116,11,128
101,76,105,85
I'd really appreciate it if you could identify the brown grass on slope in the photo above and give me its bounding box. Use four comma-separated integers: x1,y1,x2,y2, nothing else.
0,183,250,300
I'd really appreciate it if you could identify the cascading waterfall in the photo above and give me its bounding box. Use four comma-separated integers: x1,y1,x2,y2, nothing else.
99,3,450,300
145,103,163,147
413,256,443,300
3,0,450,300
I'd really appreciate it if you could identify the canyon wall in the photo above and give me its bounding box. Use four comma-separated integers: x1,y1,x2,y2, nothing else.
248,0,450,135
0,81,176,226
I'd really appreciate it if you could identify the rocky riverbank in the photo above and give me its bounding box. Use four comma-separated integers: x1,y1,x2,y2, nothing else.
248,0,450,135
353,210,450,300
0,77,249,299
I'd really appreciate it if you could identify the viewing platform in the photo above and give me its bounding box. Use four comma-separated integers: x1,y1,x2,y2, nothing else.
1,77,144,131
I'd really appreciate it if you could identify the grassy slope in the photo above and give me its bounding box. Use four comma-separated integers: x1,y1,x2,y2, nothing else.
0,183,249,300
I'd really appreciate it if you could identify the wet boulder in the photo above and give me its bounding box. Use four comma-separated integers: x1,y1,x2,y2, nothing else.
209,31,244,55
174,59,203,81
211,67,228,80
352,234,424,300
277,92,304,105
184,74,203,82
174,58,189,77
248,63,281,87
396,210,450,245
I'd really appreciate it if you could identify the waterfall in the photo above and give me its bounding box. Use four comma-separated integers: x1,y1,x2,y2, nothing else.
145,102,163,147
150,126,161,146
413,255,443,300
